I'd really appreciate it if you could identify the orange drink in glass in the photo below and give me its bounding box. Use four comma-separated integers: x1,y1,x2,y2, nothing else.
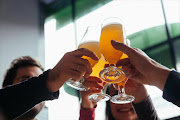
99,17,126,83
78,26,111,102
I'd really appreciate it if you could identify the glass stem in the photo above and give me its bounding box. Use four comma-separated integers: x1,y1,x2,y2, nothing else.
101,90,104,94
80,77,84,83
118,85,125,95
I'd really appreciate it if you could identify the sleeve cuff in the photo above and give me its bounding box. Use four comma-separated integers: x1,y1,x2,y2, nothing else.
79,105,96,120
163,70,180,107
34,69,59,101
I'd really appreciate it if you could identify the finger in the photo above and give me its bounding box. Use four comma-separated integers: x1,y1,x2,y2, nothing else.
84,81,103,89
86,89,102,94
88,85,104,90
123,66,139,78
111,40,134,56
116,58,130,67
80,89,102,97
62,59,86,80
104,64,109,68
80,58,92,78
85,76,102,83
71,64,86,74
68,71,83,81
72,48,99,61
71,57,92,78
112,40,150,60
113,84,118,90
103,82,106,86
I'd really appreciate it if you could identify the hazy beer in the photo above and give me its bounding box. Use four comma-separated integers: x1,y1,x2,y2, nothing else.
78,41,101,68
100,23,125,64
99,22,126,83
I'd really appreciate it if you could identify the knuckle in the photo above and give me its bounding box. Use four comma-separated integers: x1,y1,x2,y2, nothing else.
132,48,138,51
84,59,90,64
76,73,83,80
82,59,90,66
86,68,92,75
79,48,86,52
80,66,86,72
133,48,141,52
64,52,71,57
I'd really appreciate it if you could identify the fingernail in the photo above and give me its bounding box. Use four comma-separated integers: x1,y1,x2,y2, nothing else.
111,40,118,43
104,64,109,68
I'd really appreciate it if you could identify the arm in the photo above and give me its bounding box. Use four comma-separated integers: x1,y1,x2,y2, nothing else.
163,70,180,107
0,70,59,120
79,106,96,120
79,76,103,120
111,40,171,90
111,40,180,108
123,79,159,120
0,48,98,120
133,96,159,120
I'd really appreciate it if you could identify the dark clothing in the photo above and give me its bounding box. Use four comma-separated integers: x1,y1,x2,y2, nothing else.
0,70,59,120
79,96,159,120
133,96,160,120
163,70,180,107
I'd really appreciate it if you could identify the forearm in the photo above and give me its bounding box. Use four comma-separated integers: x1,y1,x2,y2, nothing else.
79,105,96,120
163,70,180,107
46,68,66,92
80,95,97,120
133,96,159,120
150,64,171,90
0,70,59,119
81,98,97,109
132,85,148,104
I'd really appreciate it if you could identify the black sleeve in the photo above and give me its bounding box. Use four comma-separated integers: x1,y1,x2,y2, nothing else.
133,96,160,120
163,70,180,107
0,70,59,120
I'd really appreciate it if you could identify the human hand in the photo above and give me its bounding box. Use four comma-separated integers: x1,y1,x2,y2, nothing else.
111,40,171,90
81,76,104,109
47,48,99,92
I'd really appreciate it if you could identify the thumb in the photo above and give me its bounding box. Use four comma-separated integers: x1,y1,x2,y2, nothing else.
111,40,132,56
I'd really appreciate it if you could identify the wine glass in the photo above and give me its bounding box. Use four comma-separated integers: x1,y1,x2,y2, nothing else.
88,55,111,102
110,39,135,104
76,26,111,101
99,17,126,83
66,27,100,91
66,78,88,91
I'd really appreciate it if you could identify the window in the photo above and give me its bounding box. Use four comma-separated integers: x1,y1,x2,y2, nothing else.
44,0,180,119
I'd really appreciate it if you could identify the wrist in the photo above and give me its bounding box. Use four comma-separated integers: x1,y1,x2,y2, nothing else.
133,87,149,104
81,98,97,109
152,67,171,91
81,103,97,109
46,69,64,92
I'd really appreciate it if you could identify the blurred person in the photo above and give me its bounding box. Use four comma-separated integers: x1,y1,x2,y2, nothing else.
0,48,99,120
111,40,180,107
79,76,159,120
2,56,45,120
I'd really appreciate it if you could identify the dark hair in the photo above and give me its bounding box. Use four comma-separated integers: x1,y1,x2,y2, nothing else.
2,56,44,87
105,84,115,120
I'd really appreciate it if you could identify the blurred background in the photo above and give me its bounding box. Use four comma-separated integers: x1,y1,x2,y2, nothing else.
0,0,180,120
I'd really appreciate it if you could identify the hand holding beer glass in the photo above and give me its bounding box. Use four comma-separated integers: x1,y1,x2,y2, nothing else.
66,26,101,91
69,26,110,101
99,17,134,103
99,17,126,83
